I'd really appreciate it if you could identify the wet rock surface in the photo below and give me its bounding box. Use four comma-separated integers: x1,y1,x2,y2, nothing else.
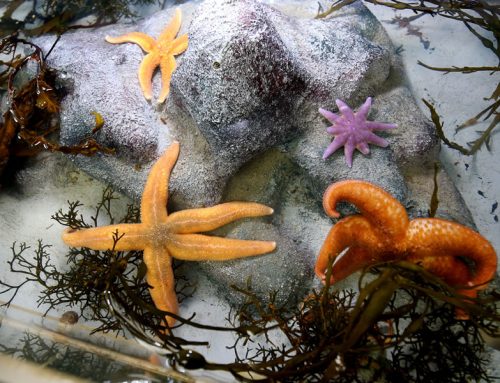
31,0,473,306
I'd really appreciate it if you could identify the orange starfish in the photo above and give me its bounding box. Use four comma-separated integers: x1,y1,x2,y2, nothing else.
105,8,188,103
315,180,497,303
62,142,276,328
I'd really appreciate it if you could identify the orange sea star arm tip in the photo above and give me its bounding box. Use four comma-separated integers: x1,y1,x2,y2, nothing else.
61,227,75,243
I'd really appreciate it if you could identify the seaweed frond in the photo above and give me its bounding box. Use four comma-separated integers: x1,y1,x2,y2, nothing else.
0,34,114,183
428,162,439,217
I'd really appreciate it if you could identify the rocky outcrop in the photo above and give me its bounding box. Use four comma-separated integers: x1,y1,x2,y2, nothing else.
31,0,473,306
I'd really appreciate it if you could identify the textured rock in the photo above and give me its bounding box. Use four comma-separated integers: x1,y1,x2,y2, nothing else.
28,0,475,306
170,0,391,169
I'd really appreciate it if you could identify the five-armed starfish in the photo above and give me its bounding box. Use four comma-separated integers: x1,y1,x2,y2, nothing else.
315,180,497,302
105,8,188,103
62,142,276,328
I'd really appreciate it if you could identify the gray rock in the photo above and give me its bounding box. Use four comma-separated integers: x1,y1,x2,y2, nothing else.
29,0,475,307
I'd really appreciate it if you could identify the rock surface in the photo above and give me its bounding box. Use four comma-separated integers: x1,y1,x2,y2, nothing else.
31,0,474,306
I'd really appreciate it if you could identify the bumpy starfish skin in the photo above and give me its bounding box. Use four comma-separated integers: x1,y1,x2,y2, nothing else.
315,180,497,301
319,97,397,167
105,8,188,103
62,142,276,328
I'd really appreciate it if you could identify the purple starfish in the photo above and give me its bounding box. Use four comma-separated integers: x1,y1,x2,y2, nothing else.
319,97,397,168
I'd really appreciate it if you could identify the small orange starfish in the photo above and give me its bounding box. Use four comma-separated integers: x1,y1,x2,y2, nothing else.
62,142,276,328
105,8,188,103
315,180,497,304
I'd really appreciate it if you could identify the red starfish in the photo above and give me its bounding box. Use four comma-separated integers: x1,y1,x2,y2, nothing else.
315,180,497,305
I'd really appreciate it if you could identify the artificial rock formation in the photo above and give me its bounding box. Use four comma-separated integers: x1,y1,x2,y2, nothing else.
32,0,472,306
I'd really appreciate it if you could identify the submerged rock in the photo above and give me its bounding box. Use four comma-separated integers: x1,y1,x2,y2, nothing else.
31,0,473,306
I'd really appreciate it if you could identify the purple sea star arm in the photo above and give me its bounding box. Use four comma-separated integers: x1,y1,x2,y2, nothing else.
336,99,355,121
365,121,398,131
319,97,396,167
323,135,348,159
344,142,356,168
357,142,370,155
365,132,389,147
327,126,347,135
355,97,372,122
319,108,340,123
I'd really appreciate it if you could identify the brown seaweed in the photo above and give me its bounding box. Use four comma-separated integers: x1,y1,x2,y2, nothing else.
0,34,114,183
0,0,164,182
428,162,439,217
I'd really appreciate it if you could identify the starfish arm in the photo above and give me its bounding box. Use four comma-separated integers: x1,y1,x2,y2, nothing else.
406,218,497,291
322,135,347,159
138,51,160,101
166,202,273,234
315,215,381,283
336,99,355,121
319,108,340,124
355,97,372,122
105,32,157,53
400,251,477,319
343,141,355,168
326,125,346,135
158,55,176,103
141,142,180,225
143,246,178,328
407,254,472,287
169,34,189,55
62,224,148,251
356,142,370,155
322,180,409,240
166,234,276,261
159,8,182,42
365,121,398,131
365,132,389,147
